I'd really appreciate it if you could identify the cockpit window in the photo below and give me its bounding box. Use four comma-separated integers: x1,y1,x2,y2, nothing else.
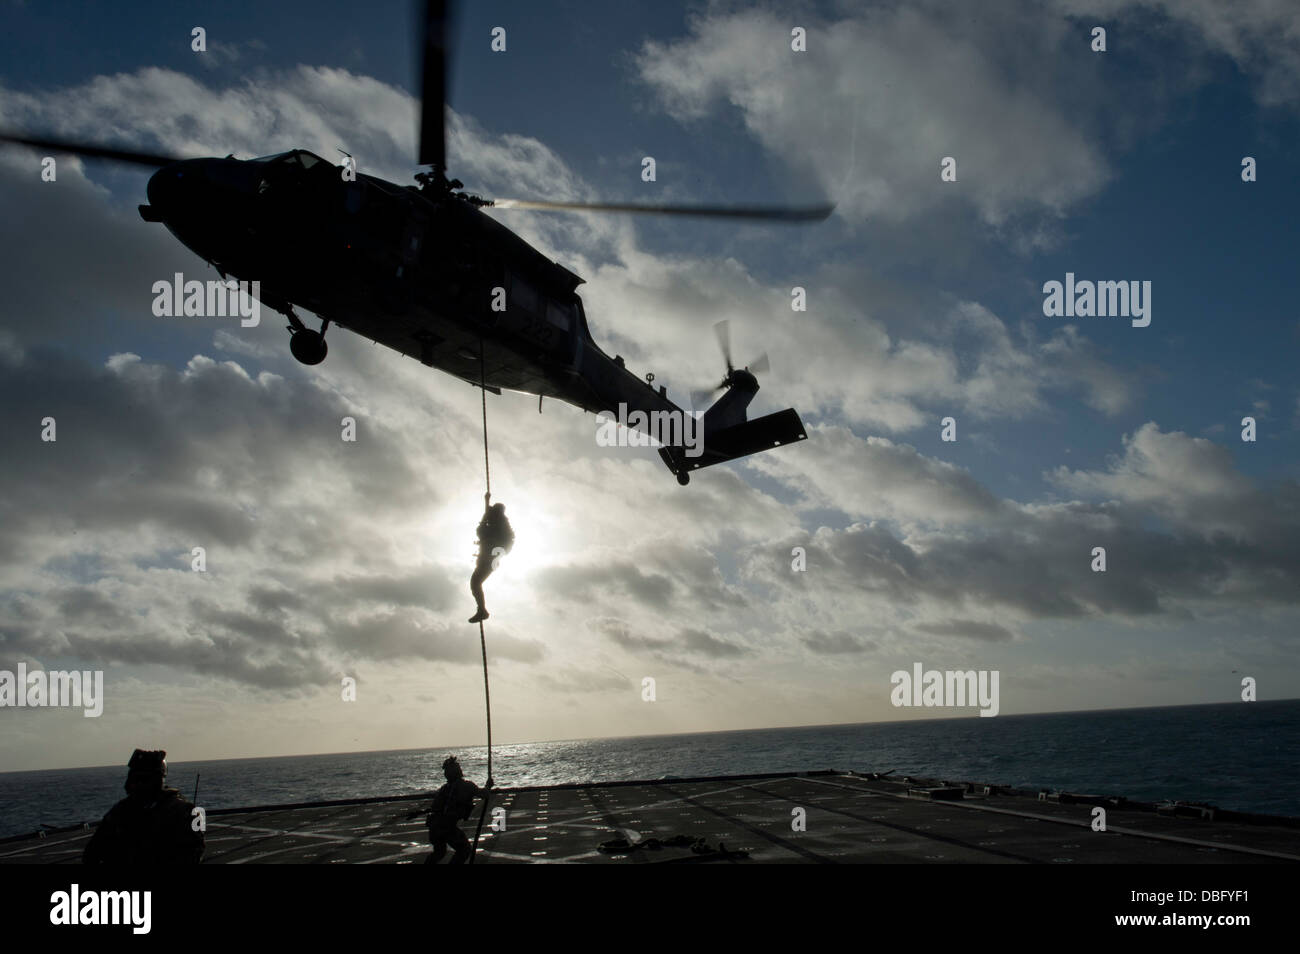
250,150,325,169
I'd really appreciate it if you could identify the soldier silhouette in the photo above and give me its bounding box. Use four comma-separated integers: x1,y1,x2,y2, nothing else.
425,755,489,864
83,749,204,865
469,492,514,623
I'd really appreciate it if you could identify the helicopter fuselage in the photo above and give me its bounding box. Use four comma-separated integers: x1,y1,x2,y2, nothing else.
142,149,679,422
5,0,814,484
139,149,807,483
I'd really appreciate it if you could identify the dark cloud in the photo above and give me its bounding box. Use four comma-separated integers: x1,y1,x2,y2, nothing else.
325,570,458,613
589,617,749,663
803,631,874,655
329,610,544,665
588,616,673,652
914,620,1016,642
0,338,497,689
678,627,746,658
537,667,631,694
0,158,203,349
63,627,334,691
0,348,433,564
53,586,132,626
536,562,676,607
748,497,1300,629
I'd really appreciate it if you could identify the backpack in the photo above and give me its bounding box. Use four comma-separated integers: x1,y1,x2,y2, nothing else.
479,513,514,553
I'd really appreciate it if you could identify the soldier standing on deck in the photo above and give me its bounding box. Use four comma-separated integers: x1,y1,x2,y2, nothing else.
83,749,204,864
426,755,489,864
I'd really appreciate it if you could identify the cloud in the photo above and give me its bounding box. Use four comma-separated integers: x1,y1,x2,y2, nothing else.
1050,421,1253,519
1,38,1297,768
743,423,1300,633
537,666,631,694
585,254,1137,433
540,562,678,609
914,619,1017,642
0,343,480,689
588,616,674,652
328,610,545,665
678,627,746,658
748,423,1004,526
802,631,873,654
633,0,1300,271
589,618,749,662
635,5,1111,228
1051,0,1300,108
0,348,1212,698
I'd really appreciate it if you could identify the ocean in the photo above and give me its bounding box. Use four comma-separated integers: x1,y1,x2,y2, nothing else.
2,699,1297,842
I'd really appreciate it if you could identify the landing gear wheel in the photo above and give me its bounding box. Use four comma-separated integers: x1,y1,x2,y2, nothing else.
676,472,690,486
290,330,328,365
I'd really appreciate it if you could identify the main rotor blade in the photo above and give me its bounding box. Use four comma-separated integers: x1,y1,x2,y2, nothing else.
489,197,835,222
417,0,450,169
0,132,182,168
746,352,770,375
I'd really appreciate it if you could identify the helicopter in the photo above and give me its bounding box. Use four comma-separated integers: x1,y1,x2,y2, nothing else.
0,2,829,485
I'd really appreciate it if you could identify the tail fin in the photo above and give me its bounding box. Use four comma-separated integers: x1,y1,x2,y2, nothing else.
660,408,807,484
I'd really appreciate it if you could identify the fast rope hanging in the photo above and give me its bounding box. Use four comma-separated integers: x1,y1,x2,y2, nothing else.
470,336,494,864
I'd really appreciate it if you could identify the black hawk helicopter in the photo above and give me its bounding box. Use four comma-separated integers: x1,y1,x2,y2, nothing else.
0,2,829,484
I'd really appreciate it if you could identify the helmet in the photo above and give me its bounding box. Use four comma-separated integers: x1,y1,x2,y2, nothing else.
125,749,167,794
127,748,167,777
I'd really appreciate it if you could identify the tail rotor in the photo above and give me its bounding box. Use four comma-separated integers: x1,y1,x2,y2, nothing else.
691,320,769,409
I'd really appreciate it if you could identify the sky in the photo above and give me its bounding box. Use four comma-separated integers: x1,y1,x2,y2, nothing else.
1,0,1299,772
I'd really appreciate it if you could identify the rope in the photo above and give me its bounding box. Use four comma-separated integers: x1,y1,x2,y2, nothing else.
479,337,490,497
470,334,493,863
470,618,493,863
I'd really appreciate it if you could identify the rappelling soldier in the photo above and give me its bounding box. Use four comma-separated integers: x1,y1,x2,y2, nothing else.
83,749,205,864
469,492,514,624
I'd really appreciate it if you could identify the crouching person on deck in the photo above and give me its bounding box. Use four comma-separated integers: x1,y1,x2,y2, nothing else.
426,755,490,864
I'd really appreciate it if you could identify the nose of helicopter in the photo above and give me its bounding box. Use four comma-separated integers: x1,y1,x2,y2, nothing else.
146,159,199,215
146,158,258,220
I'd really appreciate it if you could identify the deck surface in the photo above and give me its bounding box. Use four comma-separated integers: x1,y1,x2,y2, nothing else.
5,771,1299,864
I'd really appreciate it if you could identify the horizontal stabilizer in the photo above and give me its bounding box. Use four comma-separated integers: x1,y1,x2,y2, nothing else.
659,408,807,480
